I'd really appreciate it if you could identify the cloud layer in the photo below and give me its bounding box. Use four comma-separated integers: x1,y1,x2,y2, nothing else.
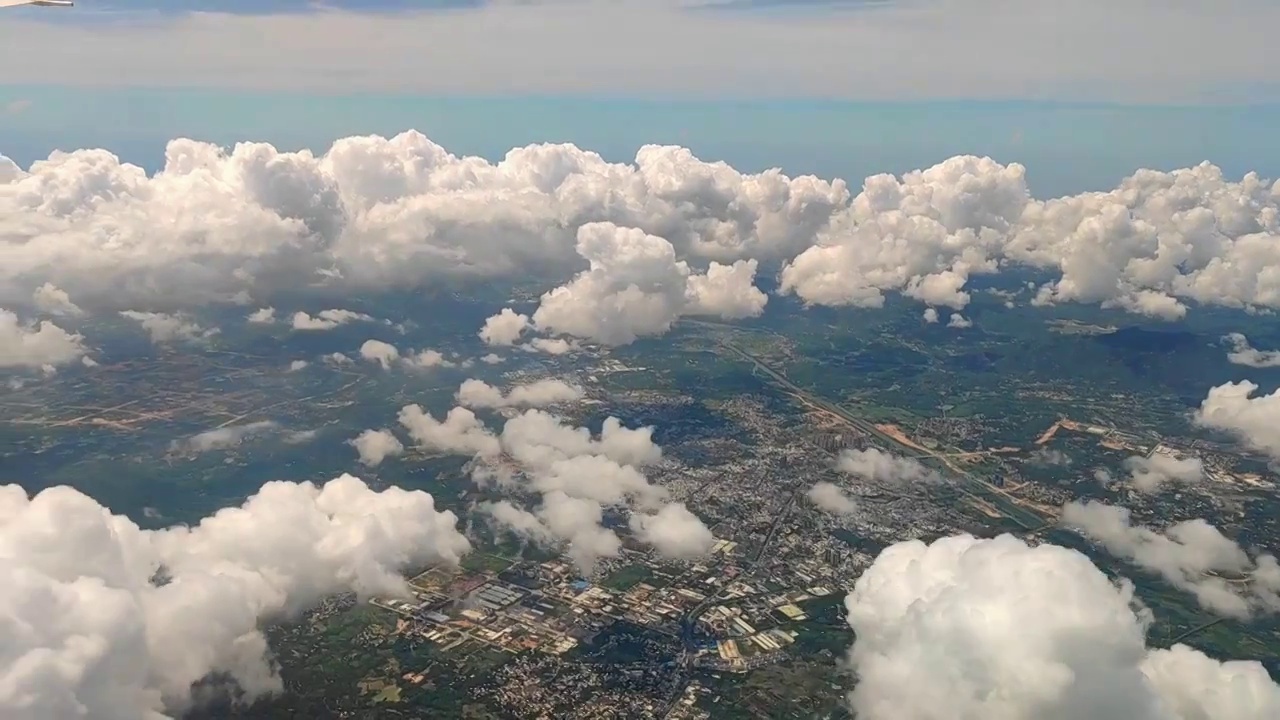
4,132,1280,344
0,1,1274,101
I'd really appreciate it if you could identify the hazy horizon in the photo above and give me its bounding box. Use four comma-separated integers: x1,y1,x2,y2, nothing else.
4,89,1278,197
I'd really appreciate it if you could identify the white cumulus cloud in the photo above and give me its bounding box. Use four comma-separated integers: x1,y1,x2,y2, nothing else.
397,403,709,570
844,532,1280,720
1194,381,1280,459
3,134,1280,330
0,309,86,369
1061,500,1280,619
836,447,941,485
497,222,767,346
119,311,214,345
0,133,844,313
358,339,400,369
1223,333,1280,368
291,309,373,331
628,503,716,560
807,481,858,515
348,428,405,467
246,307,276,324
0,475,469,720
455,378,584,409
31,282,83,317
1122,454,1204,494
479,308,531,347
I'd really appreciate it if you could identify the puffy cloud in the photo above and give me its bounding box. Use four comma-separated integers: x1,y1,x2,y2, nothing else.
683,258,769,319
287,359,308,371
358,340,454,370
807,481,858,515
31,282,82,317
836,448,941,485
1223,333,1280,368
628,503,716,560
0,133,844,312
290,308,373,331
397,405,501,457
947,312,972,329
484,492,622,573
1010,163,1280,319
455,378,584,409
171,421,280,454
1061,500,1280,619
497,410,664,473
348,428,404,467
402,348,454,369
358,339,400,369
246,307,276,324
0,474,469,719
780,155,1024,311
844,532,1280,720
1194,381,1280,459
479,308,530,347
5,134,1279,326
922,307,939,324
500,222,767,346
526,337,580,355
1122,454,1204,494
480,353,503,364
482,500,557,547
119,311,214,344
521,453,660,508
784,157,1280,320
397,403,705,570
0,309,86,369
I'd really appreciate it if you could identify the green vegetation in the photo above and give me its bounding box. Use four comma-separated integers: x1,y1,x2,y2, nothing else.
701,659,850,719
601,563,653,591
460,552,514,574
372,685,402,703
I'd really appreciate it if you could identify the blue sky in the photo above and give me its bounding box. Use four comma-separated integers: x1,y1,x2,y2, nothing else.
3,88,1277,197
1,0,1277,193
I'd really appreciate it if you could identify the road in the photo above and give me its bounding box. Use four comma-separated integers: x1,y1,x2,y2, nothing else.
662,480,802,717
656,334,1054,717
720,341,1049,531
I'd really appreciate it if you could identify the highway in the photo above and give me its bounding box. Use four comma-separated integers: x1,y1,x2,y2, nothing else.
663,481,802,717
719,341,1050,531
656,335,1057,717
